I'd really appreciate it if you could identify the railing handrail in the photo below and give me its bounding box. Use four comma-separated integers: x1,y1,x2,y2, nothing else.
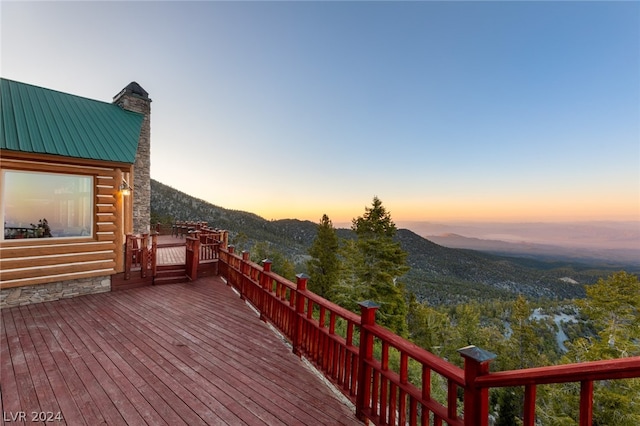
476,356,640,388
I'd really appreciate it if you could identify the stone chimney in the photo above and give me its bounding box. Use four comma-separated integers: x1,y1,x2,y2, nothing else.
113,82,151,234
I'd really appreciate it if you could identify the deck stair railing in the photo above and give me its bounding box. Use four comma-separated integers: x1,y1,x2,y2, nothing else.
217,244,640,426
185,227,228,280
124,233,157,280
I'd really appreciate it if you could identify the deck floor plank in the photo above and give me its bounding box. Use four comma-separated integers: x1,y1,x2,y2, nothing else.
1,276,361,426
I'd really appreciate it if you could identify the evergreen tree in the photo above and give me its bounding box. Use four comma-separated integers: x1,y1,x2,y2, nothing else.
579,270,640,359
495,388,520,426
504,295,547,370
452,303,482,347
406,294,450,355
331,239,368,312
351,196,410,336
307,214,340,298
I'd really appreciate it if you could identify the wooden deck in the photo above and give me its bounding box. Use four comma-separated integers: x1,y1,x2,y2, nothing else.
157,234,187,265
1,277,362,425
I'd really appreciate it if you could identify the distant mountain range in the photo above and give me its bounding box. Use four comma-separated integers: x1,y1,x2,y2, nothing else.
151,179,634,305
427,233,640,270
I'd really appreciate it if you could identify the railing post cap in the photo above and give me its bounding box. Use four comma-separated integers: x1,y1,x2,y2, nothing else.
358,300,380,309
296,273,310,280
262,258,272,264
457,345,497,363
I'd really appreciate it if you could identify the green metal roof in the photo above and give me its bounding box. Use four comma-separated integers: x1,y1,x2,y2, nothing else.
0,78,143,164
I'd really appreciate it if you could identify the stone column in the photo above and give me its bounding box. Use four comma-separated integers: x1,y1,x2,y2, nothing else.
113,82,151,234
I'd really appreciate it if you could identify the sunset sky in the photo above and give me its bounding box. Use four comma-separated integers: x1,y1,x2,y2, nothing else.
2,1,638,225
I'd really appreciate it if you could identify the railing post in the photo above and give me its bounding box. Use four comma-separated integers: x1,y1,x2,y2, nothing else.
259,259,272,322
240,250,250,297
140,233,149,278
458,345,496,426
186,237,201,281
151,233,158,278
293,273,309,357
124,234,133,280
356,300,379,422
579,380,593,426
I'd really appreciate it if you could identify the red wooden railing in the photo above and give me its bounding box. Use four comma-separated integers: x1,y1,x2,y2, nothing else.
124,233,156,279
474,356,640,426
185,228,227,280
216,244,640,426
124,225,227,282
167,220,210,238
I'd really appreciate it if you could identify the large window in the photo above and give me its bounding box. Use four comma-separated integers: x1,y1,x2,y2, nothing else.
2,170,93,240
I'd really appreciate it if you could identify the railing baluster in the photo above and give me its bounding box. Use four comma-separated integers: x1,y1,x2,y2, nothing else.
422,365,431,426
400,352,409,425
381,342,389,423
125,234,133,279
523,384,536,426
579,380,593,426
447,379,457,422
151,233,157,278
141,233,148,278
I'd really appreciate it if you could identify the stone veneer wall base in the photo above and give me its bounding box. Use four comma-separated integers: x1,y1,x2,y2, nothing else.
0,276,111,309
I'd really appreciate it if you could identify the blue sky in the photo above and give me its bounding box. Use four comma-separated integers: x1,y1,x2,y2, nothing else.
2,1,639,225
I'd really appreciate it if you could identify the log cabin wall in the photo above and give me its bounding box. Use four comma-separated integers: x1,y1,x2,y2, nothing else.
0,152,133,308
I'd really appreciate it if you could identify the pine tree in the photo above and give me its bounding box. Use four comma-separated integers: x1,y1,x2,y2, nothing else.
505,295,547,370
406,294,450,354
331,239,368,312
307,214,340,298
351,196,410,336
495,388,520,426
579,270,640,359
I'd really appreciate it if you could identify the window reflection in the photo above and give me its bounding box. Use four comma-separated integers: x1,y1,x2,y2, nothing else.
2,170,93,239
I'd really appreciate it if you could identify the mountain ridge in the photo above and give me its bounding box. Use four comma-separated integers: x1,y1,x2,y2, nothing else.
151,179,620,305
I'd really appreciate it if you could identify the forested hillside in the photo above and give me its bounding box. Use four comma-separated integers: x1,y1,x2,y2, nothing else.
151,179,607,304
